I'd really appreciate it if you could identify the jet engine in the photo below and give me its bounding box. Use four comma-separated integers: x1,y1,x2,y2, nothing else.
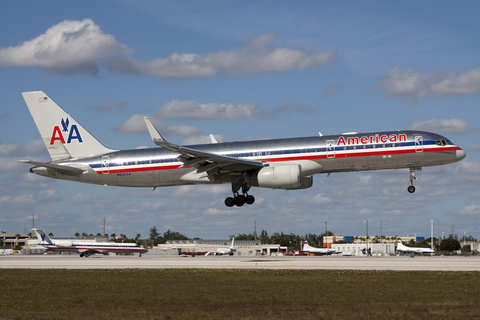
247,164,312,190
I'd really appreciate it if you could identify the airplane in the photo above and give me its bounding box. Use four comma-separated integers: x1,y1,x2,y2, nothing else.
32,228,148,257
302,241,341,255
205,237,236,256
19,91,466,207
396,240,434,255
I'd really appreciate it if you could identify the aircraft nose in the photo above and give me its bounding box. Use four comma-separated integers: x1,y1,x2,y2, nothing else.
456,149,466,161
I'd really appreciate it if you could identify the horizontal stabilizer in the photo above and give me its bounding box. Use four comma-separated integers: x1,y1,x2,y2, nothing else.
18,160,86,175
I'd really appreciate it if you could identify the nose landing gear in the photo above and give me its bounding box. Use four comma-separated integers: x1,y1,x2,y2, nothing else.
407,167,421,193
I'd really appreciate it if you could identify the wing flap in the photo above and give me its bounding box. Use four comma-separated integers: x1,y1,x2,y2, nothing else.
143,117,264,176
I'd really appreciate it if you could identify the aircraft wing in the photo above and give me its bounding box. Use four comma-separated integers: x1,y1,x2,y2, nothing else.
144,117,264,175
18,160,86,175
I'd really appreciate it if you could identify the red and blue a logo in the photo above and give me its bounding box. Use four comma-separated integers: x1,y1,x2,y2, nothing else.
50,117,83,145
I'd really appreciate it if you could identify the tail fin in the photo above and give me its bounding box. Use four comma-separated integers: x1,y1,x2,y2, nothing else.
230,237,235,248
22,91,117,161
303,241,312,250
32,228,53,245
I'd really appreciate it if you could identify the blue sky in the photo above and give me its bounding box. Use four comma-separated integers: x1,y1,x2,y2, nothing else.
1,1,479,240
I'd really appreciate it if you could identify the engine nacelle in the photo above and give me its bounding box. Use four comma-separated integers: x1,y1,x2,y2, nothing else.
248,164,311,190
287,176,313,190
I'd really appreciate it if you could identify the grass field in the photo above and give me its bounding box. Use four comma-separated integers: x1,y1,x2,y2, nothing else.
1,269,479,319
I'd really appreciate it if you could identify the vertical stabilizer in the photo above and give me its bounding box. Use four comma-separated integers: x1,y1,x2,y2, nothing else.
303,241,312,250
22,91,117,161
32,228,53,245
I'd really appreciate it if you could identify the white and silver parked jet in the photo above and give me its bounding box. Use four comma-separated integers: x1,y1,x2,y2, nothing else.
32,228,148,257
303,241,340,255
396,240,434,255
20,91,466,207
205,237,236,256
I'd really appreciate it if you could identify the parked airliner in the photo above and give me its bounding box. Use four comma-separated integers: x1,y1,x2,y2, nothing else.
205,237,236,256
20,91,466,207
303,241,340,255
32,228,148,257
396,240,434,255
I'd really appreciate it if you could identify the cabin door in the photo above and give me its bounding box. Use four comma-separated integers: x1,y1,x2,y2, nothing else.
326,140,335,158
415,136,423,152
102,156,110,174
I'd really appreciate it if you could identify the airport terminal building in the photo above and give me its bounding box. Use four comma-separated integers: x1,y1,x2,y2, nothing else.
155,239,288,256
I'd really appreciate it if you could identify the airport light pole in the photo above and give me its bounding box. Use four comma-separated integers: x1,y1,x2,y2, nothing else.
365,220,368,255
430,220,434,251
325,222,327,248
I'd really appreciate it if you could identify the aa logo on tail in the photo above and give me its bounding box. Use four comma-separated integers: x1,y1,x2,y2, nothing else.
50,117,83,145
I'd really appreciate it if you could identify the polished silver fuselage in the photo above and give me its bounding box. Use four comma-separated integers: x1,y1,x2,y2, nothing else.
31,130,465,188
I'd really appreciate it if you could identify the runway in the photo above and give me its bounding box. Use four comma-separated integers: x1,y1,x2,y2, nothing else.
1,254,480,270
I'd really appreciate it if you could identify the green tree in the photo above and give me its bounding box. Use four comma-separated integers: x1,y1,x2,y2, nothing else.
75,232,80,238
149,226,159,241
163,229,189,242
236,233,255,240
440,238,461,252
260,230,268,244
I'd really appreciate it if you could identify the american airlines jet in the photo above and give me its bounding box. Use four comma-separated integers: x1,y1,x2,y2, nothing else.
32,228,148,257
20,91,466,207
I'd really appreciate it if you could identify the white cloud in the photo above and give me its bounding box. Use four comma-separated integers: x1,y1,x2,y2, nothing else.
182,135,225,145
458,204,480,216
157,100,260,120
115,114,201,137
71,193,100,204
0,143,17,155
408,119,472,134
157,100,314,121
287,193,332,205
0,188,60,209
105,34,337,79
324,84,343,94
89,101,127,112
384,66,480,101
431,67,480,97
453,159,480,182
0,19,131,74
116,114,149,134
470,144,480,152
384,67,433,101
139,201,167,211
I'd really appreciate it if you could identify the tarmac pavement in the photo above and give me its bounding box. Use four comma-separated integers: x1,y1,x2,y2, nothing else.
1,254,480,271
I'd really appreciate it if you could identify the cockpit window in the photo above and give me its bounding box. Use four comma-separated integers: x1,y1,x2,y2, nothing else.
436,140,454,146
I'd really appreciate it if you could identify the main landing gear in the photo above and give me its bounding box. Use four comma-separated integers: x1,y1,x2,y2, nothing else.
225,177,255,207
407,167,421,193
225,193,255,207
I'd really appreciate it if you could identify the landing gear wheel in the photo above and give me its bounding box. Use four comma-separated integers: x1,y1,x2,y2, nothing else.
235,195,245,207
407,185,416,193
245,195,255,205
225,197,235,207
